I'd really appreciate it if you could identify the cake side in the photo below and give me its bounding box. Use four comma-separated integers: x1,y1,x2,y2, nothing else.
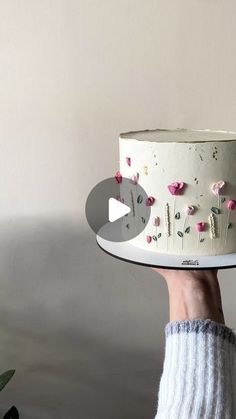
118,134,236,256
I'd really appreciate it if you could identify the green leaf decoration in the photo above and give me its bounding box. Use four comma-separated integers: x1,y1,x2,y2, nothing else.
157,233,162,238
200,238,205,242
175,212,180,220
3,406,19,419
211,207,220,214
185,226,191,234
137,194,143,204
228,222,232,229
152,235,157,241
221,197,226,203
141,217,145,223
0,370,15,392
177,231,183,237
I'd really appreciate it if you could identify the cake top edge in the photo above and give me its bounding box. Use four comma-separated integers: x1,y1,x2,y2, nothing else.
119,128,236,143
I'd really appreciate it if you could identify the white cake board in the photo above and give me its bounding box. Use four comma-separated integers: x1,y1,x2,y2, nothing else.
96,222,236,270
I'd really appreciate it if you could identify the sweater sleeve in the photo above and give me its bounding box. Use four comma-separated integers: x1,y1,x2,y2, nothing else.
154,319,236,419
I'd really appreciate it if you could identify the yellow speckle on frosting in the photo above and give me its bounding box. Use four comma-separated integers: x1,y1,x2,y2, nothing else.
143,165,148,175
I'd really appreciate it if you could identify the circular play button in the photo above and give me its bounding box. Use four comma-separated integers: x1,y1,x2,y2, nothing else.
85,176,151,242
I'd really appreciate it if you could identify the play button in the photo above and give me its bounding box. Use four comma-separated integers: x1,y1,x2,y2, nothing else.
108,198,130,222
85,177,151,242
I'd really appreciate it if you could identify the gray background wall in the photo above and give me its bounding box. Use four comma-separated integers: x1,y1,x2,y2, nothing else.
0,1,235,418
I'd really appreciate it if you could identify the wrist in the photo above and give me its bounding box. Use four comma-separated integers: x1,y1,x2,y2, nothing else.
165,272,224,324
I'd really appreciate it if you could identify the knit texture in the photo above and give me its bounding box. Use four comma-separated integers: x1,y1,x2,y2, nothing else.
154,319,236,419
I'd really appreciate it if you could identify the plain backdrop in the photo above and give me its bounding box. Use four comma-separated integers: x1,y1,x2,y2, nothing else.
0,1,235,418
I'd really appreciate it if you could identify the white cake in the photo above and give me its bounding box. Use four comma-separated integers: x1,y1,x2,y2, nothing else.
118,128,236,256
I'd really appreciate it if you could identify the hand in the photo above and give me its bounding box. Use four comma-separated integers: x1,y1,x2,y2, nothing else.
152,268,224,324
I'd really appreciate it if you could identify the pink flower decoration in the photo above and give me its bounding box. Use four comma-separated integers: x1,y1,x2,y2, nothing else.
145,196,155,206
152,216,160,226
167,182,185,195
146,235,152,244
226,199,236,210
126,157,131,166
130,172,139,185
185,205,195,215
114,171,122,184
211,180,225,195
195,222,205,232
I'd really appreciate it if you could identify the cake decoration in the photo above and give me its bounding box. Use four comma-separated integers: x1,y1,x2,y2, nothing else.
130,173,139,185
130,191,135,216
195,222,205,232
152,216,160,247
211,180,225,196
179,204,195,249
137,194,143,204
209,213,216,239
195,222,206,248
152,216,160,226
226,199,236,210
167,181,185,195
167,182,185,244
114,171,122,183
211,207,220,215
211,181,225,216
164,203,171,251
145,196,155,206
224,199,236,245
126,157,131,166
146,235,152,244
185,205,195,215
143,165,148,175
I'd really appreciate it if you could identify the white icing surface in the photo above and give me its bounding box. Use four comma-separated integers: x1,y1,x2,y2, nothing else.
119,131,236,256
120,128,236,143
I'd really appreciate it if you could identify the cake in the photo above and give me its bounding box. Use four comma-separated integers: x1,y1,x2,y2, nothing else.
118,128,236,256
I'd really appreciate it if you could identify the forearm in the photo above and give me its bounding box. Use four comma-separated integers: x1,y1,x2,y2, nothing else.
155,318,236,419
153,269,236,419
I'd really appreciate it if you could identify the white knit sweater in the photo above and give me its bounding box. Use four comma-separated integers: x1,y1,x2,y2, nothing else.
154,319,236,419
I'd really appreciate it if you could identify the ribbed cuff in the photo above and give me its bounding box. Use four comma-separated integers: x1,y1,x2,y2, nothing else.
165,318,236,344
154,319,236,419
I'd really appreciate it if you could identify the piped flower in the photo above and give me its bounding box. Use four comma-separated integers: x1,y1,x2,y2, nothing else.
185,205,195,215
152,216,160,226
114,171,122,184
167,182,185,195
145,196,155,206
195,222,205,232
211,180,225,195
146,235,152,244
226,199,236,210
126,157,131,166
130,172,139,185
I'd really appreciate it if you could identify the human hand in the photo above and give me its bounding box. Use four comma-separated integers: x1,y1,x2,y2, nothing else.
152,268,224,324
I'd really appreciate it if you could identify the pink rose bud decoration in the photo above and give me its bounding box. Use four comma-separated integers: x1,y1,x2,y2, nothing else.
185,205,195,215
195,222,205,232
126,157,131,166
152,216,160,226
211,180,225,195
130,173,139,185
145,196,155,206
227,199,236,210
114,171,122,184
167,182,185,195
146,235,152,244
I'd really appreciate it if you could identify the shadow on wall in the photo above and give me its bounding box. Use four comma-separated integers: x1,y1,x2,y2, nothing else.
0,217,166,419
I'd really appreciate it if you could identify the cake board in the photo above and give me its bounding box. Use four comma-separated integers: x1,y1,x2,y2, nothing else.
96,222,236,270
